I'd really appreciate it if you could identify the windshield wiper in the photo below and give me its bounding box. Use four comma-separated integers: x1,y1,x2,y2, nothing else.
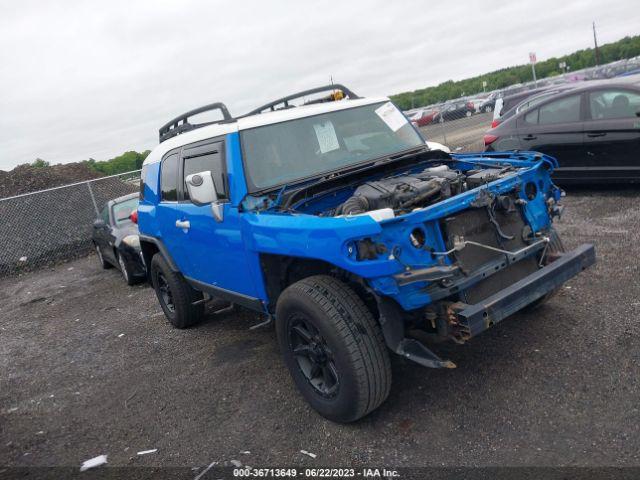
375,146,428,165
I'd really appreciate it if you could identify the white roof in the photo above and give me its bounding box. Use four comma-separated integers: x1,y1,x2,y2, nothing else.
143,96,389,165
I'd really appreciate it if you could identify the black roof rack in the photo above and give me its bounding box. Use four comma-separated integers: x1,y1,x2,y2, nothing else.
159,102,233,143
245,84,359,116
158,85,359,143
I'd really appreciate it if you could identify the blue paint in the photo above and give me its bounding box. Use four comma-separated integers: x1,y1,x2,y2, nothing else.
139,140,563,312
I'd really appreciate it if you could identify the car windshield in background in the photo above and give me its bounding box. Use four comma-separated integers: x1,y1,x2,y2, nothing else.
241,102,424,191
112,198,138,225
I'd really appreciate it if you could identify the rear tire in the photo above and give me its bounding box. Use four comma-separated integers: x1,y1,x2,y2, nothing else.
276,275,391,423
117,251,137,286
150,254,204,328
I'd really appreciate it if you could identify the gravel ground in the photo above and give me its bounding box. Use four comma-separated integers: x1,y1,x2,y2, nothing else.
1,188,639,472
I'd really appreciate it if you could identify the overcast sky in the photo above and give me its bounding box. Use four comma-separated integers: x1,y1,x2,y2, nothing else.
0,0,637,170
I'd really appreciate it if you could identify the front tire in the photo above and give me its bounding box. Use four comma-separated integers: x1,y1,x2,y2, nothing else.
95,244,110,269
484,105,493,113
150,254,204,328
276,275,391,423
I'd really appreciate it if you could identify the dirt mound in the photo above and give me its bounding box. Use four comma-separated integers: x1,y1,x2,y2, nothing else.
0,163,104,198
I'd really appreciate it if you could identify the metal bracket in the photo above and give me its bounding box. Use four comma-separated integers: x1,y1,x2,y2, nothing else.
376,297,456,369
249,314,273,330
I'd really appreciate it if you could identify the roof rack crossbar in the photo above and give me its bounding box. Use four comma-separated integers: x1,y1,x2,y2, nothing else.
245,84,359,116
159,102,232,143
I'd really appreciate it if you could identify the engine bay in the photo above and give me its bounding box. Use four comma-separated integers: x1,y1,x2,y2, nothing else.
291,163,519,217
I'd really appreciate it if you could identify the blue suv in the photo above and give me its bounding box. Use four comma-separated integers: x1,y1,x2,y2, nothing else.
138,85,595,422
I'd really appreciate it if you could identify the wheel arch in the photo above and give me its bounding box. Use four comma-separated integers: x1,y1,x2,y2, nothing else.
139,235,178,282
259,253,378,319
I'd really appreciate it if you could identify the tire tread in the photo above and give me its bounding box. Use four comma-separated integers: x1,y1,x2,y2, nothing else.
279,275,391,421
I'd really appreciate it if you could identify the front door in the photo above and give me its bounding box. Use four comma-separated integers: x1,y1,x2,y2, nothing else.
154,152,186,271
171,138,260,299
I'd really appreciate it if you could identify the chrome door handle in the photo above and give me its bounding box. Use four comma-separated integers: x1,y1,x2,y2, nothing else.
175,220,190,230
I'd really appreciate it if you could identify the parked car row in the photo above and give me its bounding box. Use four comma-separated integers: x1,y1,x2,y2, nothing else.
404,56,640,130
405,98,484,126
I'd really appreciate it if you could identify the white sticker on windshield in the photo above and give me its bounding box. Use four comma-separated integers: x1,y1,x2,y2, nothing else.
313,120,340,154
375,101,408,132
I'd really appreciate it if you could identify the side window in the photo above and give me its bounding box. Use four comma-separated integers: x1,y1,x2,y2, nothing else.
160,153,179,201
524,108,539,125
100,206,110,224
182,142,228,201
538,95,581,125
516,101,530,114
589,89,640,120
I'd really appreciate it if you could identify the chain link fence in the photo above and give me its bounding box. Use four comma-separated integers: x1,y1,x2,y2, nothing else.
404,99,493,154
420,110,491,153
0,170,140,277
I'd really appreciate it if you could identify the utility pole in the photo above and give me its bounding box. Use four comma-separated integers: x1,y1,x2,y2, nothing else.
593,21,601,66
529,52,537,86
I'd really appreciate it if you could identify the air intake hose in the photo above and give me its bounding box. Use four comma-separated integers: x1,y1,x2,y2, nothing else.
340,195,370,215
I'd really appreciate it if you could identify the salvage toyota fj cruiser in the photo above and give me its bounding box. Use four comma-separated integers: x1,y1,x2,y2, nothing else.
138,85,595,422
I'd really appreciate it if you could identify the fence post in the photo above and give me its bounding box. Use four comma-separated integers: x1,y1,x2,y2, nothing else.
440,117,448,145
87,181,99,216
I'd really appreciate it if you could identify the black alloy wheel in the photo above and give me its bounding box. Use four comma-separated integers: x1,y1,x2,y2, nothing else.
288,313,339,398
156,271,175,313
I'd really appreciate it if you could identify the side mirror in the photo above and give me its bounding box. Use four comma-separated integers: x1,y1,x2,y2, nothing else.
93,219,105,228
636,111,640,117
185,171,224,222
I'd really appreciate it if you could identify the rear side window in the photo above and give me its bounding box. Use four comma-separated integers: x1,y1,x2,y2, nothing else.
182,142,227,201
538,95,581,125
161,153,179,201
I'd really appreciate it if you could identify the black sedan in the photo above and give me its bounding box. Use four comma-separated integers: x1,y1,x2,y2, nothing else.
484,79,640,183
92,193,145,285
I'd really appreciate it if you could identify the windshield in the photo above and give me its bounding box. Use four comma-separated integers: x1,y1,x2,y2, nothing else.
112,198,138,226
241,101,424,192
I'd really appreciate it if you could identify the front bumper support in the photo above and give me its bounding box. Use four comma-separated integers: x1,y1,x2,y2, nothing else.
455,243,596,337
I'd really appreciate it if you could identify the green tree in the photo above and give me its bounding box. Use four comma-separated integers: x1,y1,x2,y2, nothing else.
31,158,50,168
85,150,150,175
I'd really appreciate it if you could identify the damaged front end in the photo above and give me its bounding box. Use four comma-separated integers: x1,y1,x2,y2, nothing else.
246,151,596,369
360,153,595,368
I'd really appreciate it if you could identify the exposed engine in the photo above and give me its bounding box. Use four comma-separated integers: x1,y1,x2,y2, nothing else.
335,165,508,216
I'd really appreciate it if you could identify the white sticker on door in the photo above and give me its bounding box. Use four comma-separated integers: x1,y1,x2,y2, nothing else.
313,121,340,154
375,101,408,132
